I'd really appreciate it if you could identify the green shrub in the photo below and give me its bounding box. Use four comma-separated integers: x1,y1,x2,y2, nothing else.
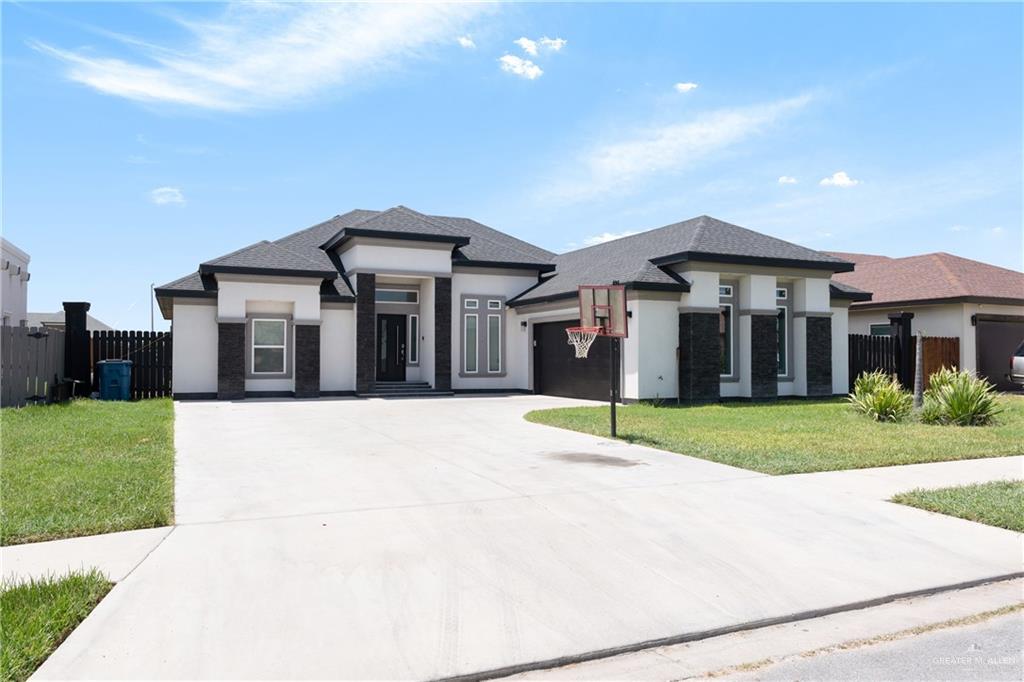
922,369,1002,426
848,370,913,422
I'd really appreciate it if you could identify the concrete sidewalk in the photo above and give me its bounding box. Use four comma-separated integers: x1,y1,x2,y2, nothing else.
32,396,1024,680
1,527,172,583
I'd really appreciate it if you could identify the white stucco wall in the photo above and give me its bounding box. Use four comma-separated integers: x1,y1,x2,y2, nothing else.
171,302,218,394
216,277,322,323
450,271,539,391
848,302,1024,372
632,298,680,400
831,304,849,394
1,238,30,326
339,242,452,276
320,307,355,392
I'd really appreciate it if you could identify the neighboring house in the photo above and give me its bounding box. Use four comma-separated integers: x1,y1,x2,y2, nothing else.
1,238,31,327
832,251,1024,390
155,206,868,402
25,311,113,332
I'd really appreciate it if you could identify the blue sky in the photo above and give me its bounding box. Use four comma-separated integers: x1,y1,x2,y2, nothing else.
4,2,1021,330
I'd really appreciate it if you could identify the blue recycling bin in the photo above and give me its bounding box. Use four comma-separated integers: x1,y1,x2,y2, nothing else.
96,360,132,401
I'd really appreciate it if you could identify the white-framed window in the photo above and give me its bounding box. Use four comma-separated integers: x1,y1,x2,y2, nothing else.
719,285,733,297
870,323,892,336
464,314,478,373
487,314,501,373
776,288,788,300
251,318,287,374
408,314,419,364
777,306,787,376
376,289,418,304
719,303,733,376
465,299,479,309
487,299,502,310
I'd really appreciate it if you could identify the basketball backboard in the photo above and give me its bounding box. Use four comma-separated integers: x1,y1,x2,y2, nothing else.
578,284,627,337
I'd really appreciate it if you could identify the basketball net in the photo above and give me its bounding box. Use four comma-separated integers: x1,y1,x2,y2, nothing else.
566,326,601,359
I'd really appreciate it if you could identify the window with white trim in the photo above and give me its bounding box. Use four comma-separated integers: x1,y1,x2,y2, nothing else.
719,285,733,297
464,314,478,373
465,299,479,309
487,299,502,310
487,314,501,373
252,319,287,374
777,307,787,376
870,323,892,336
408,314,419,364
720,304,733,376
776,288,788,300
376,289,418,304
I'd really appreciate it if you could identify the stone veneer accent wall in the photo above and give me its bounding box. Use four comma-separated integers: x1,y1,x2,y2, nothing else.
806,316,833,396
678,312,721,402
217,322,245,400
355,273,376,394
434,277,452,391
750,314,779,400
294,324,321,398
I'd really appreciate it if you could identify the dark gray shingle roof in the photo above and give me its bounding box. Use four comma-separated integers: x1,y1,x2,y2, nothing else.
510,215,855,305
200,240,336,277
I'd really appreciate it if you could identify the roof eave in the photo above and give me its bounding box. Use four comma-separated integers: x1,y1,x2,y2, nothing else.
454,259,556,273
198,264,337,279
508,280,689,308
320,227,471,251
650,251,856,273
851,295,1024,309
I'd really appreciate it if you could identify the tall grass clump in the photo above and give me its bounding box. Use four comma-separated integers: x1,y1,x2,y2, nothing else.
922,369,1002,426
848,370,913,422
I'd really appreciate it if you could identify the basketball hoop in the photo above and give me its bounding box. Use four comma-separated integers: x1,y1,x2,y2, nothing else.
566,326,601,358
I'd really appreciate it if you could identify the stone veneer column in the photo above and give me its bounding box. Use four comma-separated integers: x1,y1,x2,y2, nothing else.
434,276,452,391
294,324,321,398
217,322,245,400
805,315,832,396
749,314,779,400
678,311,720,403
355,273,376,394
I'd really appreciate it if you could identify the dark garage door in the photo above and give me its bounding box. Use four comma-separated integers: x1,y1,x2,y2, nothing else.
533,320,611,401
976,317,1024,391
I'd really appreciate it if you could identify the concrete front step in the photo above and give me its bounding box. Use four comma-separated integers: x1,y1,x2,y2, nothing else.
357,391,454,398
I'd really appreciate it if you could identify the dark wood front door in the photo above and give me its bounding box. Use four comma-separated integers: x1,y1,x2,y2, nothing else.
377,314,407,381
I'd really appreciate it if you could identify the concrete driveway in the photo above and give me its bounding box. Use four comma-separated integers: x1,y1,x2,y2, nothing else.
36,396,1022,680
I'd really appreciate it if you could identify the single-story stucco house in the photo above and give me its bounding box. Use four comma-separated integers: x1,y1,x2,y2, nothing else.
155,206,869,402
831,251,1024,390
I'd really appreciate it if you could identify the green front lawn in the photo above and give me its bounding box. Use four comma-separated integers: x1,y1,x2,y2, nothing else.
1,399,175,545
1,570,112,682
892,480,1024,532
525,398,1024,475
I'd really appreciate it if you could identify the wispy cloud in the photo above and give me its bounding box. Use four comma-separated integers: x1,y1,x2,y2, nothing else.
499,54,543,80
673,82,698,93
457,35,476,49
541,93,814,202
514,37,538,56
820,170,861,187
514,36,566,57
539,37,567,52
33,3,487,111
778,175,798,185
583,231,639,246
150,187,185,205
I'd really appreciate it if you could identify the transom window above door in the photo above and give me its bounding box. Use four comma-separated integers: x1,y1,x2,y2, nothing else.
376,289,418,304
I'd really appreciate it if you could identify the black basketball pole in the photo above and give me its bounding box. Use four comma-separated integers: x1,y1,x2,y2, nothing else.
610,336,619,437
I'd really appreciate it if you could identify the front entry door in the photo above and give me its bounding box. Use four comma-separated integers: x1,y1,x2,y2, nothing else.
377,314,407,381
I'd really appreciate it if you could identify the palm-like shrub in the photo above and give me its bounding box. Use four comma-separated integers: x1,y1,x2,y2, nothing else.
848,370,913,422
922,369,1002,426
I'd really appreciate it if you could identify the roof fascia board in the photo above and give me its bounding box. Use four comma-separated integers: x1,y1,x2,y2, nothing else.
851,295,1024,309
454,259,556,273
320,227,470,251
651,251,855,273
200,264,336,279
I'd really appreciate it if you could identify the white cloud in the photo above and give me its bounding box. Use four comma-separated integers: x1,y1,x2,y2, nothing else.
819,171,861,187
33,3,487,111
457,35,476,49
778,175,798,185
674,82,698,93
949,224,967,232
583,231,639,246
539,36,567,52
989,226,1006,237
150,187,185,205
542,93,813,202
514,37,538,56
499,54,543,80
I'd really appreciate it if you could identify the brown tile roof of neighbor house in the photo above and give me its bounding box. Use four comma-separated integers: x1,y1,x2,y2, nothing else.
829,251,1024,308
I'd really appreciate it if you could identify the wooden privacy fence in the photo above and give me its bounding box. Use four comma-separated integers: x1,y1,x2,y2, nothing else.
90,331,172,399
848,333,960,391
1,325,66,408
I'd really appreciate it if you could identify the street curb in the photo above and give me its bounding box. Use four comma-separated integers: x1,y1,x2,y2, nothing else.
433,572,1024,682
